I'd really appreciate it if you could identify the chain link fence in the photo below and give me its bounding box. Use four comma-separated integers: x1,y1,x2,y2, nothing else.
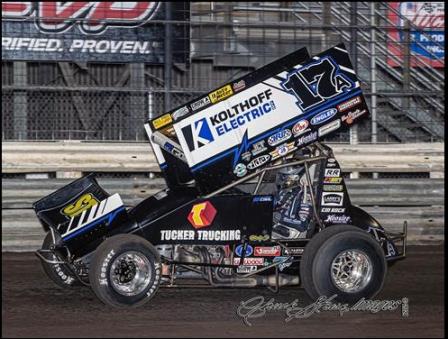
1,2,444,142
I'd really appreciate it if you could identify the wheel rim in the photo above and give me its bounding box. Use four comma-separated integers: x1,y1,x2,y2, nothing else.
109,251,152,296
331,249,373,293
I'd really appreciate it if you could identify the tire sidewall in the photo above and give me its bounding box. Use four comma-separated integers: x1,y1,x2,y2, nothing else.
41,233,78,287
90,236,161,307
312,231,387,303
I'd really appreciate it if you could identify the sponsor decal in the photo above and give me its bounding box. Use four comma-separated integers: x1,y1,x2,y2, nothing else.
254,246,281,257
270,142,296,160
324,168,341,177
251,140,267,156
162,142,184,159
318,119,341,137
323,185,344,192
234,257,264,266
310,108,337,125
326,158,337,167
62,193,98,218
181,118,215,151
323,177,343,184
282,247,304,256
152,113,172,129
321,207,346,213
324,214,352,224
191,96,211,111
267,129,292,146
232,80,246,92
249,234,270,242
235,244,254,257
292,119,310,136
241,151,252,162
209,84,234,104
160,229,241,241
237,265,257,273
187,201,217,229
341,108,367,125
233,163,247,177
247,154,271,170
212,90,276,137
171,106,190,121
161,126,176,137
252,196,273,203
337,96,362,112
296,131,318,147
321,192,344,206
273,257,292,271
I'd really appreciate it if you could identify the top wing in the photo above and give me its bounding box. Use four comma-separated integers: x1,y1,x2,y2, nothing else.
146,44,369,194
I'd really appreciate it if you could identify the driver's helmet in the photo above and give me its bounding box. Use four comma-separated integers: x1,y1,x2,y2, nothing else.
275,166,305,190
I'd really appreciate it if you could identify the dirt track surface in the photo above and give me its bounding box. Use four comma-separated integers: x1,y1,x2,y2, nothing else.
2,246,444,338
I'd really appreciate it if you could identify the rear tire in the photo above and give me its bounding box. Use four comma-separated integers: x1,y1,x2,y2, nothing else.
89,234,161,308
301,225,387,303
40,232,79,288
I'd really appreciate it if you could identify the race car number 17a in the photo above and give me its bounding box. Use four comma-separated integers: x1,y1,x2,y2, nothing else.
282,57,354,111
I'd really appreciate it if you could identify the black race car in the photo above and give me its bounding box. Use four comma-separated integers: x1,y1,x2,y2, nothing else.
34,44,406,307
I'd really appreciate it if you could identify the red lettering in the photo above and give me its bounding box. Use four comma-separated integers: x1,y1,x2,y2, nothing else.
2,1,160,34
2,1,32,17
38,2,92,27
89,2,156,21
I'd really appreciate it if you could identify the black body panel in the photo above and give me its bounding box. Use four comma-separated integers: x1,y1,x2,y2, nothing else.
135,194,274,245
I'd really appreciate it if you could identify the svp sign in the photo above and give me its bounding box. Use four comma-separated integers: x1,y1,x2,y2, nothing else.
1,2,189,63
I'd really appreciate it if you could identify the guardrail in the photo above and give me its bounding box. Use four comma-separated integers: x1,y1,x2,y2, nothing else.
1,142,444,251
2,141,444,178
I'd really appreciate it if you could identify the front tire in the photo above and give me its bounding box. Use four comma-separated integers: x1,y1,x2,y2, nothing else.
89,234,161,308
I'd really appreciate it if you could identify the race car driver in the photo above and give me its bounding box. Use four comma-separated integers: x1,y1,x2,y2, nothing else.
272,165,313,239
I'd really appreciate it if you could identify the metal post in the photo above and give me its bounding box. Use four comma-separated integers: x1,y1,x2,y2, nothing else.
322,2,331,49
164,2,173,112
129,63,145,140
223,2,233,52
350,2,359,179
403,20,411,117
13,61,28,140
370,2,378,179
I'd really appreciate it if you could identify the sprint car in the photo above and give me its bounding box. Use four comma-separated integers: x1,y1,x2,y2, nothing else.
34,44,406,307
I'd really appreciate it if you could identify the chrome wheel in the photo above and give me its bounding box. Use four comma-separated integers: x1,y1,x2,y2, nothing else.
109,251,152,296
331,249,373,293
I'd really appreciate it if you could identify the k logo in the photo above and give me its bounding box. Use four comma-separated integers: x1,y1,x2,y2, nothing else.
182,118,214,151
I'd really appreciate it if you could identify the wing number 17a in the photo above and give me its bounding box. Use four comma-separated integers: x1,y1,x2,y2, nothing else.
282,57,354,111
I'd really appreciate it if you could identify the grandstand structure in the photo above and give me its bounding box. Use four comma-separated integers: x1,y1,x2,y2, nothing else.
2,2,444,143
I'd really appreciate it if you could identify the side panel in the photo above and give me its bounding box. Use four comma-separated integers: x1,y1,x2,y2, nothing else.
317,155,353,225
139,195,274,245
